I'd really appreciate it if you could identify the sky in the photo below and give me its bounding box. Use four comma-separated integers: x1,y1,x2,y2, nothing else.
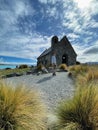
0,0,98,65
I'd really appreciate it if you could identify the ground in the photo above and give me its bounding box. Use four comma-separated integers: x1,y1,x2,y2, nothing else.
5,72,75,112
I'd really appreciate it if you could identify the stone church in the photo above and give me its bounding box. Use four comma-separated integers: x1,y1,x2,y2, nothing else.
37,35,77,66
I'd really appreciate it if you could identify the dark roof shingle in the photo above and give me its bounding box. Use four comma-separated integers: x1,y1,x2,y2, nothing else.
37,47,51,59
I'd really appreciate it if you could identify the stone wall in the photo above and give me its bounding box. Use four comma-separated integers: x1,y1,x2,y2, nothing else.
37,53,52,66
51,36,77,66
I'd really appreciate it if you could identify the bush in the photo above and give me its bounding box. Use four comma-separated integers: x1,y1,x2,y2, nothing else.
37,64,44,71
0,81,46,130
59,64,67,70
76,61,81,65
56,84,98,130
18,64,28,69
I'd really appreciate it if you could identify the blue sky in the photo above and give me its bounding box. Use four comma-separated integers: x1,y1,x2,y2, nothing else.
0,0,98,65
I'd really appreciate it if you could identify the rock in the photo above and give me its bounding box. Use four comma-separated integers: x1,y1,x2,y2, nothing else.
68,72,73,78
26,71,32,75
42,67,48,73
6,73,16,78
37,71,42,76
15,73,23,76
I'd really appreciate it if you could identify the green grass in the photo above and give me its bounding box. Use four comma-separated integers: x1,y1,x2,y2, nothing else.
0,80,46,130
0,68,32,78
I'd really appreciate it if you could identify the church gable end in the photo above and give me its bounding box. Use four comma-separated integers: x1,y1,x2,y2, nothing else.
60,36,77,56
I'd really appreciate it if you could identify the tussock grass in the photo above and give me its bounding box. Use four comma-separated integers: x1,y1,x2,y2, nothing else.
37,64,44,71
59,64,68,70
0,80,46,130
69,65,89,77
85,69,98,81
69,65,98,86
76,69,98,86
56,84,98,130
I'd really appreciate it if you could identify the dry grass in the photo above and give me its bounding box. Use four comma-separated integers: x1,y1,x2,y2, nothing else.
85,69,98,81
50,65,98,130
37,64,44,71
69,65,89,77
56,84,98,130
0,80,46,130
59,64,68,70
69,64,98,87
76,68,98,86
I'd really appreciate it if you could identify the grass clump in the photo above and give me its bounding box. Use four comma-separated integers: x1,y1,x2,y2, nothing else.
76,68,98,86
59,64,67,71
0,80,46,130
69,65,89,77
37,64,44,71
85,69,98,82
56,84,98,130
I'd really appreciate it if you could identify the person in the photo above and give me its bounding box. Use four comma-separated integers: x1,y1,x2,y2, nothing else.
51,51,57,76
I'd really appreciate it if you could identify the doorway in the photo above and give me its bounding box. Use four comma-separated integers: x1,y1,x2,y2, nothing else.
62,54,68,65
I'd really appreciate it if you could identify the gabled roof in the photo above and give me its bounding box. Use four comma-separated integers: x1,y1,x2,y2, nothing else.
37,47,51,59
61,36,77,56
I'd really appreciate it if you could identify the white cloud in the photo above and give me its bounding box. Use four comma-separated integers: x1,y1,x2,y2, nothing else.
38,0,60,4
0,32,51,60
73,40,98,63
0,0,98,64
74,0,92,9
77,53,98,63
62,0,98,33
74,0,98,15
67,33,79,42
46,7,57,17
14,0,35,16
0,0,35,35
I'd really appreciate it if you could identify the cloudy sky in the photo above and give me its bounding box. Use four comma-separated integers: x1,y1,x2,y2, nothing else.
0,0,98,64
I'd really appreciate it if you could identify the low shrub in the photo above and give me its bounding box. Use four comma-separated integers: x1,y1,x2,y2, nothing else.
18,64,28,69
59,64,67,70
37,64,44,71
56,84,98,130
0,81,46,130
76,61,81,65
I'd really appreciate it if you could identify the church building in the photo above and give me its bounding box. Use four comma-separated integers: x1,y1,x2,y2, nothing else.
37,35,77,66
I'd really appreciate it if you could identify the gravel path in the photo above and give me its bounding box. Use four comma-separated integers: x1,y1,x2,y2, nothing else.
5,72,75,112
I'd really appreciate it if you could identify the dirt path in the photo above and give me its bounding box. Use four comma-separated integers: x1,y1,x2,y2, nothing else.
5,72,75,111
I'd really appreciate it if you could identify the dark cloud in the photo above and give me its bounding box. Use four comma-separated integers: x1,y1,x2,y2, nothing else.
84,47,98,54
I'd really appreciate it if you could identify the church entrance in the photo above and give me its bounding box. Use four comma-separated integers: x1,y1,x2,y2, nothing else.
62,54,68,65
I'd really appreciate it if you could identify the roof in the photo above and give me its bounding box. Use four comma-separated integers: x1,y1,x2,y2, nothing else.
37,47,51,59
61,36,77,56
